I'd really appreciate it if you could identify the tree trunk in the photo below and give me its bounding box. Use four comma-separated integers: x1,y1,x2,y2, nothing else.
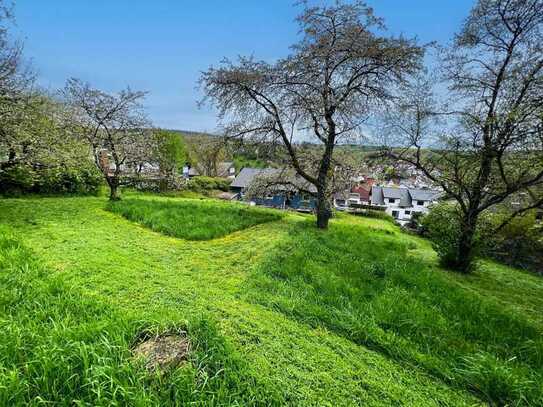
316,187,332,229
454,213,478,273
107,177,120,201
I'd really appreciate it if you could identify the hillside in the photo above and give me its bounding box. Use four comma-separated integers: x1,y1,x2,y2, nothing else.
0,195,542,406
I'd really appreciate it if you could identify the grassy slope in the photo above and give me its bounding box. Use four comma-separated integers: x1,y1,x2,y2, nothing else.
0,196,541,405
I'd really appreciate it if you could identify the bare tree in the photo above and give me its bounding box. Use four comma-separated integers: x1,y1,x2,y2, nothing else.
186,136,226,177
387,0,543,272
200,0,422,228
62,78,152,200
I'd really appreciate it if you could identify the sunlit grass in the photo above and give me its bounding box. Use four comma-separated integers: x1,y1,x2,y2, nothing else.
245,218,543,405
0,195,541,405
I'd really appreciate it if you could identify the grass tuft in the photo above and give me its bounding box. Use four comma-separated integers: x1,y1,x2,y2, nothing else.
107,197,283,240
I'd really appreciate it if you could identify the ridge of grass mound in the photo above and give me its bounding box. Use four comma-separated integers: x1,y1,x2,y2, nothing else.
107,197,283,240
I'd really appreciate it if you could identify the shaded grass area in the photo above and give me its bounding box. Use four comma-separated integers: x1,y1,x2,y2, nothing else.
107,197,282,240
0,226,283,405
1,195,541,405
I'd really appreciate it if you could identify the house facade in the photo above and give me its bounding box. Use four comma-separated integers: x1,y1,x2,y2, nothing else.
371,185,442,225
230,167,317,211
333,179,374,209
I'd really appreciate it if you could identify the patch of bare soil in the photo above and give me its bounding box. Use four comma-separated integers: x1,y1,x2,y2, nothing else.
133,333,190,371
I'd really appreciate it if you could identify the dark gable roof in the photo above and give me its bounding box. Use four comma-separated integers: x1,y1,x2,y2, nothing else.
410,188,442,201
371,186,384,205
231,167,317,193
371,186,441,207
381,187,403,199
380,187,411,207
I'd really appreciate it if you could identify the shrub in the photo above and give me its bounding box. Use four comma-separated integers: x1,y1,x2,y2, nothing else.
482,211,543,274
0,164,35,195
356,209,395,223
420,202,475,267
0,164,102,196
422,203,543,274
35,165,103,194
187,176,231,192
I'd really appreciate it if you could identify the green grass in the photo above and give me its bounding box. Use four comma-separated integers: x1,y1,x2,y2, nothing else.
0,195,542,405
0,226,283,405
245,220,543,405
107,197,282,240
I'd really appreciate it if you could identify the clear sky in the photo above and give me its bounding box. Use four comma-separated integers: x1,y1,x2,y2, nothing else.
16,1,474,132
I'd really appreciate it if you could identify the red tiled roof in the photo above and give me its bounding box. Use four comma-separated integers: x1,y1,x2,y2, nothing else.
351,184,371,201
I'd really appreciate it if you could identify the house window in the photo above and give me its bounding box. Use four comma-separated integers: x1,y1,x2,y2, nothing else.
417,200,424,206
388,198,396,203
392,210,399,219
405,210,411,215
265,195,274,200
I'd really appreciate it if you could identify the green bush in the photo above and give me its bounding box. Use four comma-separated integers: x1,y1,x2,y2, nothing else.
360,209,395,223
0,164,35,194
187,176,231,192
420,203,474,267
0,164,102,196
482,211,543,274
422,204,543,274
35,166,103,194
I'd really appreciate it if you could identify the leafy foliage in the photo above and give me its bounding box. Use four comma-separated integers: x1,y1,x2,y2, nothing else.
153,129,187,175
420,202,469,267
483,210,543,274
422,203,543,274
0,163,102,196
187,176,231,192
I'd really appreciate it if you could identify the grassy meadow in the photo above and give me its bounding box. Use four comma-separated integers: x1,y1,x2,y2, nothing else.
0,195,542,406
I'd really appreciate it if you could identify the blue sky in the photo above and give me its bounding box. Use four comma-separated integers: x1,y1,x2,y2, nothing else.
16,1,474,132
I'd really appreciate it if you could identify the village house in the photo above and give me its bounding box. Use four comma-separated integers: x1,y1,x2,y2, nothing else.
230,167,317,211
333,178,375,209
371,185,442,225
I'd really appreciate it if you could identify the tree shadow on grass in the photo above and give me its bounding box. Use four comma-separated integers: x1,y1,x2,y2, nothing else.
242,218,543,406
